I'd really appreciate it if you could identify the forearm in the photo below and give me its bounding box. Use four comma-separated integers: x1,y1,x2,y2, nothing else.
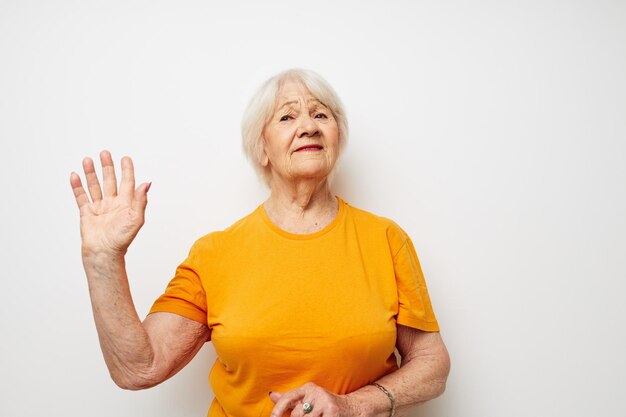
82,251,156,389
347,346,450,417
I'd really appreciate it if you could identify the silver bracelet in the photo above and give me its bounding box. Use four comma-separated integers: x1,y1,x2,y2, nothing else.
369,382,395,417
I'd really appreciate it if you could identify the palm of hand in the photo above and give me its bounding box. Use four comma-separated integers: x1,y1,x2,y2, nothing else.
80,196,142,255
70,151,151,256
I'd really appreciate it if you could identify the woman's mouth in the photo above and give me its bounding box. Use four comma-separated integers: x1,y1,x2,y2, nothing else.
295,145,323,152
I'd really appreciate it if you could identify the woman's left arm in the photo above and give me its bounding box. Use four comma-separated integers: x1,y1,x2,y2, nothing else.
348,325,451,417
269,325,450,417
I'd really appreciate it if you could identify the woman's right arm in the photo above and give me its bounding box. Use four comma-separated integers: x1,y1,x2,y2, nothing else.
71,151,209,390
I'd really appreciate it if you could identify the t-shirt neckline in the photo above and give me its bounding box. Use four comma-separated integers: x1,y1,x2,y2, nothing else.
258,195,346,240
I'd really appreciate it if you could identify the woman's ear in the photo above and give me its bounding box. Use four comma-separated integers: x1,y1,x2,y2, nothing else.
260,136,269,167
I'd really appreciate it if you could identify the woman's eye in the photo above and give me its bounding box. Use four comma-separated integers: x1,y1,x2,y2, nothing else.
314,113,327,119
280,115,292,121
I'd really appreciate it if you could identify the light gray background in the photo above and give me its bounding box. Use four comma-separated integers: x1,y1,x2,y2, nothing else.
1,1,625,416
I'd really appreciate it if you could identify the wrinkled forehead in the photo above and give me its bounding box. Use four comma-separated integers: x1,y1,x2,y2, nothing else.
278,77,309,94
273,79,327,111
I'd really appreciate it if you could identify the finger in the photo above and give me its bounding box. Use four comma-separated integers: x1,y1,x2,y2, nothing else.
290,397,318,417
70,172,91,210
269,391,283,403
82,157,103,202
289,404,306,417
132,182,151,214
119,156,136,200
100,150,118,197
302,399,323,417
270,388,305,417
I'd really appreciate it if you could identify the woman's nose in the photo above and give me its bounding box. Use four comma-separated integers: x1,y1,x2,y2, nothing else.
296,114,320,138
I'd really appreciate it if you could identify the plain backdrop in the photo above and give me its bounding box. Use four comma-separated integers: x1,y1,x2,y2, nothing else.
1,1,625,416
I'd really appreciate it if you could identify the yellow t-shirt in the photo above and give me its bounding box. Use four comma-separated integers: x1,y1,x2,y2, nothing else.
150,195,439,417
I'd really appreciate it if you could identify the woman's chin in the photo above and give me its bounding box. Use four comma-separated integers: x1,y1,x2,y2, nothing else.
282,161,332,181
294,167,333,181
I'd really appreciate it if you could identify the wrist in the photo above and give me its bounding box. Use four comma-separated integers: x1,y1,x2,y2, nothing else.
81,248,126,274
369,382,395,417
82,245,127,260
346,384,391,417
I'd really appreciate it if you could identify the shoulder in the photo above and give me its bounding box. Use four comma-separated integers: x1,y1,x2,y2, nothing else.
343,199,409,254
187,206,260,256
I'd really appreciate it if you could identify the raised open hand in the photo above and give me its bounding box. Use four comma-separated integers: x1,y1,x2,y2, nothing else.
70,150,151,257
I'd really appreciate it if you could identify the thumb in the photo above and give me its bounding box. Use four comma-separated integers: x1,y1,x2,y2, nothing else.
133,182,151,212
269,391,282,403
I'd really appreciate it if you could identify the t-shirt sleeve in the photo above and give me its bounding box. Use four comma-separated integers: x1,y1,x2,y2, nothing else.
149,239,208,325
390,226,440,332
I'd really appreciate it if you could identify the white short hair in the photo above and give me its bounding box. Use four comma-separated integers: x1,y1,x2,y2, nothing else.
241,68,349,187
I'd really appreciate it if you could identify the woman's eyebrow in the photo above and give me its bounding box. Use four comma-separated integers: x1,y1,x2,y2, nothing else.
276,98,327,112
308,98,327,108
277,100,298,111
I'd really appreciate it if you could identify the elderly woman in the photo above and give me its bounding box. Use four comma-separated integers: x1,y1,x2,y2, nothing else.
69,69,450,417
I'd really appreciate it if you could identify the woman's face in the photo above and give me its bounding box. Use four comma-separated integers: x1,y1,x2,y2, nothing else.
262,80,339,185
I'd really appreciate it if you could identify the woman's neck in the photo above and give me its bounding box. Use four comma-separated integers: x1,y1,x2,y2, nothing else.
263,177,338,234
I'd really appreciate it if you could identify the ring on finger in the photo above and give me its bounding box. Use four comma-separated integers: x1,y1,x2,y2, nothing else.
302,402,314,414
